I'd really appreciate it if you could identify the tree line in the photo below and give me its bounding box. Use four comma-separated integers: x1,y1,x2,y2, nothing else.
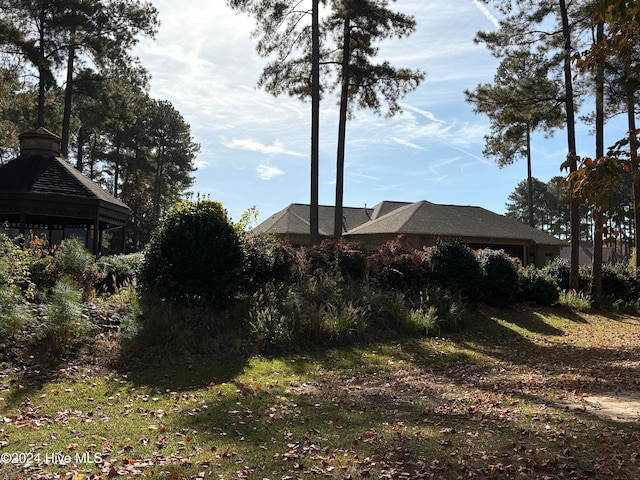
505,174,636,259
463,0,639,297
0,0,199,251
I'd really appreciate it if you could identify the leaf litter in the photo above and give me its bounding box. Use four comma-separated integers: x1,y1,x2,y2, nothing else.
0,306,639,479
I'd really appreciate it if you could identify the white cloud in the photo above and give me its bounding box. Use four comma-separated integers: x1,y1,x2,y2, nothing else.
193,158,210,170
392,137,424,150
401,104,447,124
471,0,501,29
224,138,305,158
257,165,285,180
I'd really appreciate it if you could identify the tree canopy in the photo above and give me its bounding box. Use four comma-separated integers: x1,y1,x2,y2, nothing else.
0,0,198,251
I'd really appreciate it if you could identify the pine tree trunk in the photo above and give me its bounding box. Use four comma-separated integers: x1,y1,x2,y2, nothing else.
334,17,351,239
559,0,581,291
627,85,640,269
592,19,604,299
76,126,85,173
37,10,46,128
62,27,76,159
526,123,534,227
310,0,320,246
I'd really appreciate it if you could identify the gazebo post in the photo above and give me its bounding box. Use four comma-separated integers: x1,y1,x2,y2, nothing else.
98,224,104,256
92,219,100,255
19,212,26,238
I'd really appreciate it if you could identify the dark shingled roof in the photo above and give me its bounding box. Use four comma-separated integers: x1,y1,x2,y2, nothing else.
345,200,566,246
0,153,128,209
252,203,373,237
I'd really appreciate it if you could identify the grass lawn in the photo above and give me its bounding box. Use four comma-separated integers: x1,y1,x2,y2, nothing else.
1,305,639,479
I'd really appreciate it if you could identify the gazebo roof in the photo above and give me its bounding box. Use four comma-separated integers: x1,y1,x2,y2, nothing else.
0,128,129,227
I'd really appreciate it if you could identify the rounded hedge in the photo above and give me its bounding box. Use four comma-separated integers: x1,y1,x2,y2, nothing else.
601,263,635,301
428,239,482,301
476,249,520,308
542,257,591,293
518,265,560,306
139,200,243,307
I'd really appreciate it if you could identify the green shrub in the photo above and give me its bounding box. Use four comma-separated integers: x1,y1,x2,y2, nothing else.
0,284,30,341
542,257,570,290
517,265,560,306
55,237,94,275
139,200,243,307
39,278,88,354
242,234,299,292
476,249,520,308
601,263,634,302
542,257,590,293
51,238,101,301
427,239,482,301
304,239,367,279
0,234,36,298
96,252,144,294
366,239,429,291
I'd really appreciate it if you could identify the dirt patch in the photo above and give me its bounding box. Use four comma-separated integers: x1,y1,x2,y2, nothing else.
568,392,640,423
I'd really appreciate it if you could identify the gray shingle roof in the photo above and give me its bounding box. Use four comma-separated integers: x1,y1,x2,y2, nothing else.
345,200,565,246
252,203,373,236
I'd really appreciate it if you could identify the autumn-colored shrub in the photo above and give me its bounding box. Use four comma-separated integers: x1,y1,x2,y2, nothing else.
366,239,429,291
242,234,299,292
304,239,367,278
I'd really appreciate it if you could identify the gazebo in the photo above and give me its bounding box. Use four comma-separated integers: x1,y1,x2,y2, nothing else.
0,128,130,254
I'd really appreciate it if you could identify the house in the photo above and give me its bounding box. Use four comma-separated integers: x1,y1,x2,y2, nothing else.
252,200,567,268
560,241,618,266
0,128,130,253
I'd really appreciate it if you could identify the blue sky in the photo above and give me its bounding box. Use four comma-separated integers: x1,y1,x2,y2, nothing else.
135,0,628,224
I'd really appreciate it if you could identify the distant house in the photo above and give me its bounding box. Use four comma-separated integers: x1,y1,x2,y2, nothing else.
253,200,567,268
560,241,618,266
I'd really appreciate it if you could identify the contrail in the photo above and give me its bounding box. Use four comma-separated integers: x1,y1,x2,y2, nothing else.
472,0,500,29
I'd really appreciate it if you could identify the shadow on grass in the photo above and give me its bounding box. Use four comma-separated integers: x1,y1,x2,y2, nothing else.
165,318,640,479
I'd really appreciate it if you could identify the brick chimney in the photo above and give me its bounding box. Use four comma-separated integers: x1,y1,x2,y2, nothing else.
19,127,61,157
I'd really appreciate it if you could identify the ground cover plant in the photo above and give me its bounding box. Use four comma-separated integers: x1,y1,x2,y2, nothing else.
1,307,639,479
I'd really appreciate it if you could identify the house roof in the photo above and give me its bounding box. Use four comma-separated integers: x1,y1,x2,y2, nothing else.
252,203,373,237
560,241,616,264
345,200,566,246
254,200,566,247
